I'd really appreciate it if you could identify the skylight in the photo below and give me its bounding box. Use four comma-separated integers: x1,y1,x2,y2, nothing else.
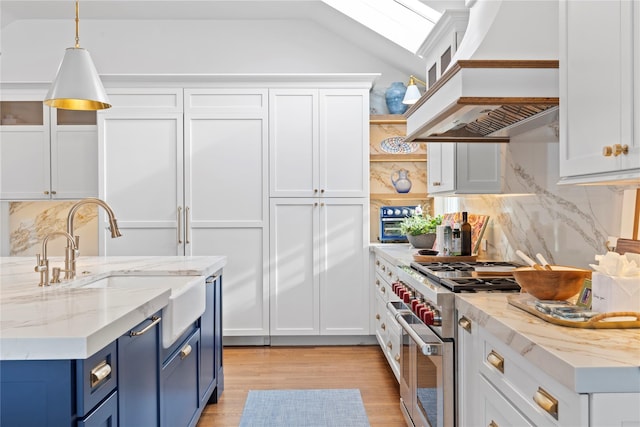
321,0,442,54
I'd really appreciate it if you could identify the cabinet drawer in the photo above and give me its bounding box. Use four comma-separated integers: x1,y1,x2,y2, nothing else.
76,341,118,418
478,327,588,426
479,375,534,427
77,391,118,427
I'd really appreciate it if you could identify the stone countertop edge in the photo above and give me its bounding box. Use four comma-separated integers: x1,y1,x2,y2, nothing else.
0,255,227,361
370,244,640,394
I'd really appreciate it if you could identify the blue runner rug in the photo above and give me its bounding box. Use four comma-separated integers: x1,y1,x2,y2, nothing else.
239,389,371,427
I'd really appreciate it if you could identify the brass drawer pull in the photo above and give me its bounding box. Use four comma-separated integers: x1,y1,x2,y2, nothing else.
129,316,161,337
205,275,219,284
489,421,499,427
185,206,191,244
487,350,504,373
180,344,192,360
386,341,393,351
458,316,471,333
381,323,386,331
534,387,558,419
177,206,183,244
90,360,112,388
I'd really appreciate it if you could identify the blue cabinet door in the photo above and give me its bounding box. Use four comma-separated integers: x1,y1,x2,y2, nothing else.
161,330,200,427
117,313,161,427
199,273,224,405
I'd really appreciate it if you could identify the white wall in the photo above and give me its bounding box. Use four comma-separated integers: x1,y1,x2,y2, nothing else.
0,18,414,93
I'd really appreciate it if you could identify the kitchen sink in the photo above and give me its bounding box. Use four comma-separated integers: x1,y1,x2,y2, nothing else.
80,275,206,348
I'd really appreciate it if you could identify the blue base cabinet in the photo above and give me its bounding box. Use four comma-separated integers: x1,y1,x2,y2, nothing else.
199,274,224,405
118,314,161,426
77,391,118,427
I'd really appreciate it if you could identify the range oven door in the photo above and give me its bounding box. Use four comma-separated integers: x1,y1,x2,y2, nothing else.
396,312,454,427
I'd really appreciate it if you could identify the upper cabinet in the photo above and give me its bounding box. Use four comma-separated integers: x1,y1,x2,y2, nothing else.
559,0,640,184
269,89,369,198
0,90,98,200
427,142,504,195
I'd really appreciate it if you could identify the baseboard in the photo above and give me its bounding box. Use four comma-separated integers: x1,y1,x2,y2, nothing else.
223,335,377,346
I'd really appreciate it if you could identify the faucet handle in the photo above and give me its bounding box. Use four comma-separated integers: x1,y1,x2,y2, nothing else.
34,254,46,271
51,267,61,283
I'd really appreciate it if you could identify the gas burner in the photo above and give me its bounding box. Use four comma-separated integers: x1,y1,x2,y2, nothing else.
440,277,521,292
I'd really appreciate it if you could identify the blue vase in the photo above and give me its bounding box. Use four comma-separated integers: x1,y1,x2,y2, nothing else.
385,82,408,114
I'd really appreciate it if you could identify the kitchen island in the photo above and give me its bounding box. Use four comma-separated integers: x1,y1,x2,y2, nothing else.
0,255,226,427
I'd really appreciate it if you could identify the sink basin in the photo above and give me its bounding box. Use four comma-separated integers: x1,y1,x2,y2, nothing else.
81,275,206,348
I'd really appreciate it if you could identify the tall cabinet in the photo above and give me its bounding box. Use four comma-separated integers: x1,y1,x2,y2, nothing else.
269,88,370,337
99,86,270,338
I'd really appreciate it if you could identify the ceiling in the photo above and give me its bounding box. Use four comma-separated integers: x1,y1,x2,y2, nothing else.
0,0,467,77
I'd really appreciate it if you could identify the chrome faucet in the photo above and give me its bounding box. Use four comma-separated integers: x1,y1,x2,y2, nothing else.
65,197,122,279
35,231,78,286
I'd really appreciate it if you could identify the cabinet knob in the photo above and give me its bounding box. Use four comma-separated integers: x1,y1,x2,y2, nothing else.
314,189,318,193
603,144,629,157
376,314,380,320
376,260,380,266
51,190,56,195
381,265,386,271
381,286,386,294
381,323,386,330
386,341,393,350
395,354,400,362
432,181,441,186
320,189,325,193
44,190,49,195
489,421,499,427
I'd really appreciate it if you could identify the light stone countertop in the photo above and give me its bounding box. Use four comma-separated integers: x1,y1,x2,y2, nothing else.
0,255,226,361
370,244,640,394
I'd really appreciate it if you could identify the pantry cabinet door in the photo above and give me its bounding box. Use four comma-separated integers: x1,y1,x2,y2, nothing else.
270,199,320,335
269,89,319,197
319,199,369,335
99,112,184,256
318,89,369,197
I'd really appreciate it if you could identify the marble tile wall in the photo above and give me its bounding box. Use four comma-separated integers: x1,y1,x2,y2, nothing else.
2,201,98,257
435,126,634,268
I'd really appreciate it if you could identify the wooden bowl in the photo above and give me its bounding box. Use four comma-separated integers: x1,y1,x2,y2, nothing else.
512,266,592,300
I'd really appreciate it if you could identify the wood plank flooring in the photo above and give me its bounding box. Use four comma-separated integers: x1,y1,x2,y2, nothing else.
197,345,405,427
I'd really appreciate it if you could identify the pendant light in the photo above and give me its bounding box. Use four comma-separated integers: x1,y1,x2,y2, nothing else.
44,0,111,110
402,75,427,105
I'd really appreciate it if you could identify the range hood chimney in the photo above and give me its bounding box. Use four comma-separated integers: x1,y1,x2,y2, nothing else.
404,0,559,143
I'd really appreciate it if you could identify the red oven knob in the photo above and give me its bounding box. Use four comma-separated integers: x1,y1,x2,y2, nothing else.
411,299,420,311
392,282,402,294
403,293,411,304
414,302,425,316
417,304,428,318
422,310,435,325
397,288,406,298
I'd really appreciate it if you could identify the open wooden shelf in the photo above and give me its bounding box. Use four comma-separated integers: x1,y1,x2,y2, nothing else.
370,114,406,124
371,193,432,201
370,154,426,162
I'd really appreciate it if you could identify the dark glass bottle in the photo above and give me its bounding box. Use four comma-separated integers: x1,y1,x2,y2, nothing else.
461,211,472,256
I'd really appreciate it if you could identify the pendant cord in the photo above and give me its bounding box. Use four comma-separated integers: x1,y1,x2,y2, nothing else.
74,0,80,48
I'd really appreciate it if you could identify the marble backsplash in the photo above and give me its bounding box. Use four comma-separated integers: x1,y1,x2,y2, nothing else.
1,201,98,257
435,126,635,268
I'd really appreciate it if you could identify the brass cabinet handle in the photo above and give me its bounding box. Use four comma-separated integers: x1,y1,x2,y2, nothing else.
388,271,393,278
129,316,161,337
205,275,219,284
381,323,386,331
90,360,112,388
487,350,504,373
177,206,183,244
314,189,318,193
320,189,325,193
51,190,57,195
395,354,400,362
489,421,499,427
185,206,191,244
381,265,386,271
180,344,192,360
533,387,558,419
432,181,441,186
375,279,380,286
376,260,380,266
376,314,381,320
458,316,472,333
386,341,393,350
381,286,386,294
44,190,50,195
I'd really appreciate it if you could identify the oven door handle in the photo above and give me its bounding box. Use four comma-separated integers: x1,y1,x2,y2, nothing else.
395,313,442,356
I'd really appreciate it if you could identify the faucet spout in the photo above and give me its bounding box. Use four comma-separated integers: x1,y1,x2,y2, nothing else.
65,197,122,279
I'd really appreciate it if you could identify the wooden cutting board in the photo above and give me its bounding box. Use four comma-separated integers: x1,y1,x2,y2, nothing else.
615,238,640,255
412,254,477,262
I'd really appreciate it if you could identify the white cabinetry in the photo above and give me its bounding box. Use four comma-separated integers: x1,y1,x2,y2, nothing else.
427,142,504,195
269,89,369,198
559,0,640,184
372,253,401,381
456,313,478,427
270,198,368,336
99,87,270,337
1,90,97,200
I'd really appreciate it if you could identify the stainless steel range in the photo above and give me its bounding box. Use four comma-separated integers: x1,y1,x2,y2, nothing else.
387,261,521,427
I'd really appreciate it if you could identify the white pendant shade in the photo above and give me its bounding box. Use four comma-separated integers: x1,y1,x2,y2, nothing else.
402,84,422,105
44,47,111,110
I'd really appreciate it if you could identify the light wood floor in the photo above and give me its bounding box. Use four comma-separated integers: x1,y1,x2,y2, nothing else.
197,345,406,427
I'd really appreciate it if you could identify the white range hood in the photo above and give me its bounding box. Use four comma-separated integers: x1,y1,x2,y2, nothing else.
404,0,559,143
